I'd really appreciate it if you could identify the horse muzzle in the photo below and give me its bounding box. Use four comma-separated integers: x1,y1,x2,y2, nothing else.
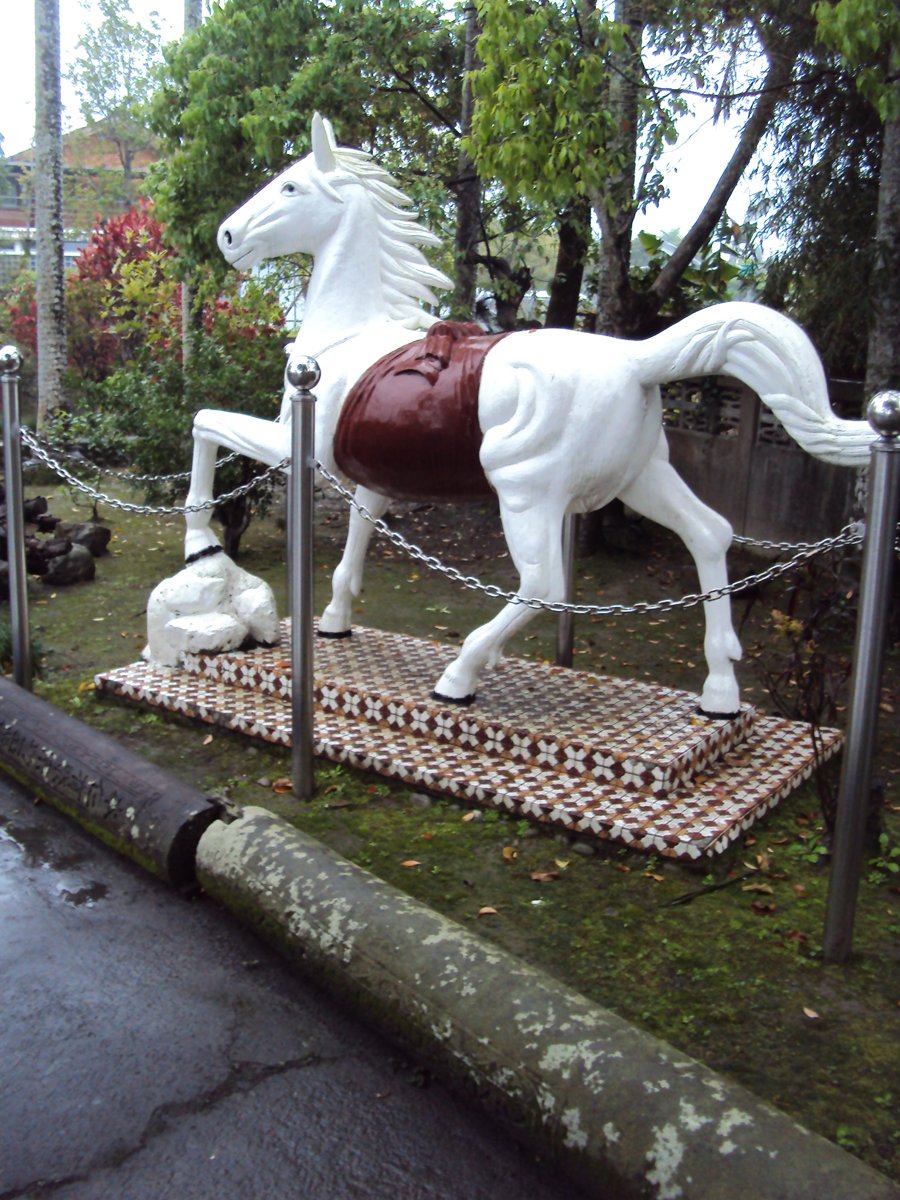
217,221,261,271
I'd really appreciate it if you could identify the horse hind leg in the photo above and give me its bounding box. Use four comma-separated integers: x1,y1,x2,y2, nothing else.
433,501,567,703
617,452,742,717
319,485,390,637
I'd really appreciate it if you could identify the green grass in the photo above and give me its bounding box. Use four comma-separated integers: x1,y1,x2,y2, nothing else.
11,476,900,1182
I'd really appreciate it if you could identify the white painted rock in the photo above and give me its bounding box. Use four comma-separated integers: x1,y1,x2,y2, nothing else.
144,551,278,668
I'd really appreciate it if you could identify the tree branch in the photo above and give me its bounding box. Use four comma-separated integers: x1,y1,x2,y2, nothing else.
649,34,800,309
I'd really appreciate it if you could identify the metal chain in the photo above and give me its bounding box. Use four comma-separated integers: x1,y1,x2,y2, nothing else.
12,425,887,613
732,527,861,553
315,461,866,617
20,429,287,516
23,429,239,484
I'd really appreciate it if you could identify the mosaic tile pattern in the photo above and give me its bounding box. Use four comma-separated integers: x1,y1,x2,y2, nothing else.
96,622,843,859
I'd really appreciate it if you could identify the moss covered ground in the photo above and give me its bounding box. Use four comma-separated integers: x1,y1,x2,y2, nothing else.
11,474,900,1181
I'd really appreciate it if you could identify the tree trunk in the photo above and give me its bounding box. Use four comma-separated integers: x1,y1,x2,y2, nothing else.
591,0,644,336
544,200,591,329
450,3,481,319
34,0,67,429
184,0,202,33
865,114,900,394
180,0,203,365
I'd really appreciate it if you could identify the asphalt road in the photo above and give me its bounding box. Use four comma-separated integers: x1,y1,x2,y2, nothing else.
0,774,575,1200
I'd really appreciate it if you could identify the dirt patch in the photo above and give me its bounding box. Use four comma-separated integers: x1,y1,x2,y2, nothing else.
9,474,900,1181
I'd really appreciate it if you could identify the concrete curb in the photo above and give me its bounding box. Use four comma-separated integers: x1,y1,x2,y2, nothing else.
0,678,220,885
198,806,899,1200
0,681,896,1198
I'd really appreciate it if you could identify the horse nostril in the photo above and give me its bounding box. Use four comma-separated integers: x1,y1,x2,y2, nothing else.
223,230,233,246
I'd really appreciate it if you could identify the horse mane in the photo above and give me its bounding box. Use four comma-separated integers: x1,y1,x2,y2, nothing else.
331,145,453,329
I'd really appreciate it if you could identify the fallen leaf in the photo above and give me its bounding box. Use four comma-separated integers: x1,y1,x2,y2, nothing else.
554,859,570,870
462,811,478,823
802,1006,820,1020
400,859,421,868
502,846,518,863
420,832,434,841
202,734,214,746
272,777,293,794
615,864,631,874
77,680,95,693
478,906,498,917
644,873,665,882
784,929,808,943
530,870,560,883
751,900,777,916
742,882,774,895
792,884,808,897
745,834,758,847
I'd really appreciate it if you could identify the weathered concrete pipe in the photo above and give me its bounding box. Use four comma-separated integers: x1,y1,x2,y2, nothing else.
0,678,220,885
197,807,899,1200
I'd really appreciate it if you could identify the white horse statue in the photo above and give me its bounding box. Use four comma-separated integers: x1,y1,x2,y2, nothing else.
145,113,874,717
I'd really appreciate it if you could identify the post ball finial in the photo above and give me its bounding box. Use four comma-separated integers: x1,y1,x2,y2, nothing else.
867,391,900,439
0,345,22,374
286,356,321,392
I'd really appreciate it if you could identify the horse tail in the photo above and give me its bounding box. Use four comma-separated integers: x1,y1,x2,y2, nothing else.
634,302,873,467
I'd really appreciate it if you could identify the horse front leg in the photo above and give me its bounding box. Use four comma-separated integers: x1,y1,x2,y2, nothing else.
433,499,567,703
184,420,221,561
319,486,389,636
183,408,292,561
618,448,742,717
144,409,289,667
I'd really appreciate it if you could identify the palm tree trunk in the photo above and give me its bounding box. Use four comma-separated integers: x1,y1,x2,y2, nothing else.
34,0,67,429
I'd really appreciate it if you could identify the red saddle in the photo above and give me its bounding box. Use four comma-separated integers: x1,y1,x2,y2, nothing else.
333,321,511,501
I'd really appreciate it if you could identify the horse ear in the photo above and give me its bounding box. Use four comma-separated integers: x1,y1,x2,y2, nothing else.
311,112,337,174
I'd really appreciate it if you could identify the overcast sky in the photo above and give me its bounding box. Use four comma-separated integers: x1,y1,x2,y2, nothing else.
1,1,749,235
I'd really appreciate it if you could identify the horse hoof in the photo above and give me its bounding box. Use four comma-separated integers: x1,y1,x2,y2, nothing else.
696,705,741,721
317,628,352,640
432,689,476,707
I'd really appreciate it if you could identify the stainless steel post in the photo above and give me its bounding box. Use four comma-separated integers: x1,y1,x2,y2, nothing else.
286,356,320,801
556,513,576,667
1,345,32,690
823,391,900,962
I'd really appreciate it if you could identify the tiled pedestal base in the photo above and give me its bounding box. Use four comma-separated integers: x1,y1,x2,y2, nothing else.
95,622,842,860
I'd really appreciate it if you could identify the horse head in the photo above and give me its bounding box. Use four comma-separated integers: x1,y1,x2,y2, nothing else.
217,114,350,271
217,113,452,325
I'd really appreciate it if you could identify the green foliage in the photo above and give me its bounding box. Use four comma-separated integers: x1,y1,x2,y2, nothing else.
54,268,286,480
758,34,883,378
468,1,629,206
32,203,290,554
814,0,900,121
867,832,900,885
632,218,765,318
149,0,461,271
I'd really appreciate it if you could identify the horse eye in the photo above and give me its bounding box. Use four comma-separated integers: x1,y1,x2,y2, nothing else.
281,182,299,196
